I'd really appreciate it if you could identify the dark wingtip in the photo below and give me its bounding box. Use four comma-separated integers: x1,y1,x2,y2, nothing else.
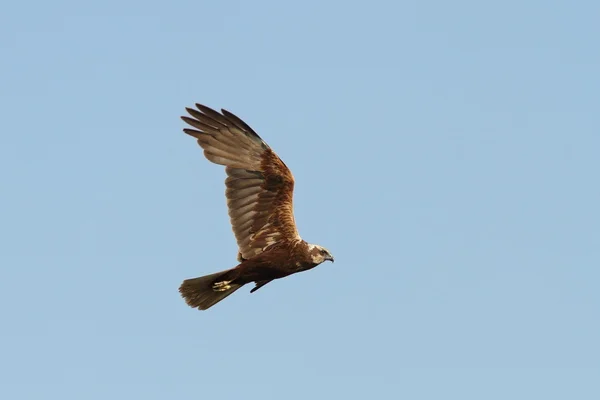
182,128,204,139
221,108,264,141
195,103,218,115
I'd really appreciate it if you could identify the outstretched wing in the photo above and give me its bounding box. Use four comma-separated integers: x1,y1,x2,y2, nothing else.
182,104,300,261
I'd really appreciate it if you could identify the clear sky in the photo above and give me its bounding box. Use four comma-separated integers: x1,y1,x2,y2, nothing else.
1,1,599,399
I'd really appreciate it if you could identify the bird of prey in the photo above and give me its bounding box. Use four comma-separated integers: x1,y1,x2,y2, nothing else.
179,103,334,310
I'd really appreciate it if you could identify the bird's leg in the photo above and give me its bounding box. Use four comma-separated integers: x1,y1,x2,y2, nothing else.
212,280,232,292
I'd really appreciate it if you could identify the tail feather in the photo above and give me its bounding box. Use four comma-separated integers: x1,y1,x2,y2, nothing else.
179,269,243,310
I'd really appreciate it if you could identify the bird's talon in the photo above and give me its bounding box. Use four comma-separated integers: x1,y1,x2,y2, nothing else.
212,280,232,291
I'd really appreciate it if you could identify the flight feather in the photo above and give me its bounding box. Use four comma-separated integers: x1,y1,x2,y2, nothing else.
181,104,300,261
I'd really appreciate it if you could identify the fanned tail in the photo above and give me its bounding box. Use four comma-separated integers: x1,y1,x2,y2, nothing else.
179,269,243,310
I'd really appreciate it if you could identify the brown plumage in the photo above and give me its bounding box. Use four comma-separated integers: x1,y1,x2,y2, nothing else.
178,103,334,310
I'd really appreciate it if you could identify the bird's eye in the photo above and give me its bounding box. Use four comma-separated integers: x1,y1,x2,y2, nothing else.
321,249,327,254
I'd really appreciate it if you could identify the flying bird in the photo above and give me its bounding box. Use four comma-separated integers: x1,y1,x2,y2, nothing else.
179,104,334,310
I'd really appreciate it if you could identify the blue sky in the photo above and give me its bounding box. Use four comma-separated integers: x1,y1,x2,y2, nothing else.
2,0,599,398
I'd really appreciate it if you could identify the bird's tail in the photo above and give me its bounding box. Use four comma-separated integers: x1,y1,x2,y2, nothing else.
179,269,243,310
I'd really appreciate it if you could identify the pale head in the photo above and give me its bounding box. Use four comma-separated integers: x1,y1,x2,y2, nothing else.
307,244,334,264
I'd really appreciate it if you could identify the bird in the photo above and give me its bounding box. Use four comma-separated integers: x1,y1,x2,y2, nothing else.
178,103,334,310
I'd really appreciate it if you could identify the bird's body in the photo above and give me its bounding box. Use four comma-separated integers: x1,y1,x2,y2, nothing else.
178,103,333,310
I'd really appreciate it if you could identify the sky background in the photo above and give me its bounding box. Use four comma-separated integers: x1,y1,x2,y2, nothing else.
1,0,599,398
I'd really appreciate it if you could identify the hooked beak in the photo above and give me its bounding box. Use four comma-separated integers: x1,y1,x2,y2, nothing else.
326,255,335,263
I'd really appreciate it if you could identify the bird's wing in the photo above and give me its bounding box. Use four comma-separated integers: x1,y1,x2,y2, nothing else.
182,104,300,261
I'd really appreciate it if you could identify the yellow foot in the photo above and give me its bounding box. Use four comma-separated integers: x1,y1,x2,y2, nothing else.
212,280,232,292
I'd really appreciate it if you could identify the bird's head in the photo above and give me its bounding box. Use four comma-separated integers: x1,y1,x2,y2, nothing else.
308,244,335,265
